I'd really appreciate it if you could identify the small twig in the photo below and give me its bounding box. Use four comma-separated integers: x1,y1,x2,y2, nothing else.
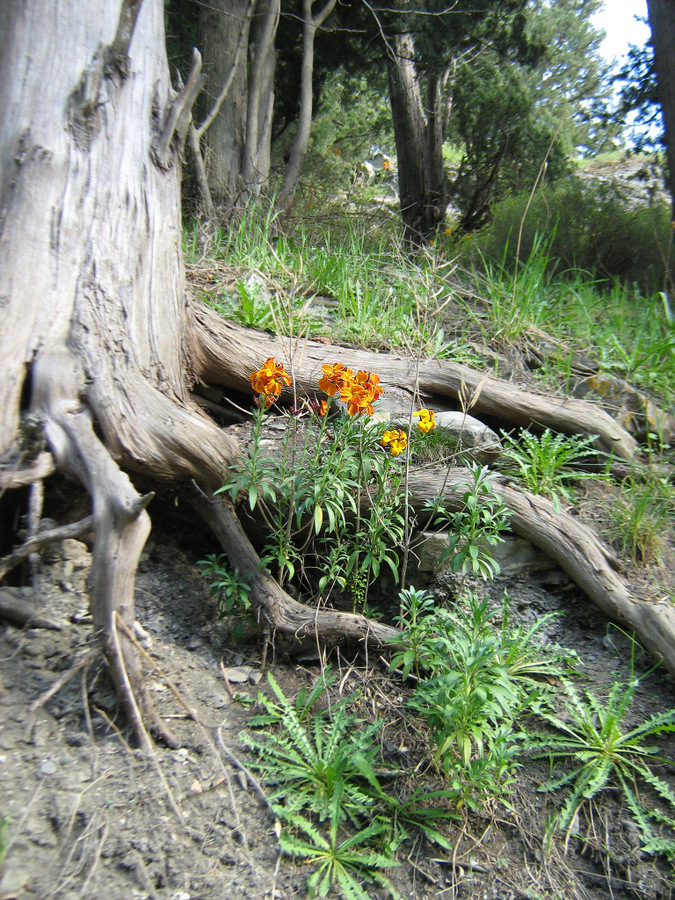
29,648,98,714
0,515,93,581
0,451,55,489
115,614,198,721
111,611,153,754
78,821,108,898
216,725,277,820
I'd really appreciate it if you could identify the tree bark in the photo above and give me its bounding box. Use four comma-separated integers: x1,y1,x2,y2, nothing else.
197,0,278,209
647,0,675,220
387,34,447,244
275,0,337,213
0,0,238,746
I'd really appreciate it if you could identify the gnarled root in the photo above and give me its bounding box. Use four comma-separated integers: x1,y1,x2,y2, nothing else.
31,351,176,749
188,484,399,647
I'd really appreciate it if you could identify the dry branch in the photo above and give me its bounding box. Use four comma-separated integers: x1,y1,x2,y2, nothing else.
0,515,94,581
188,484,399,646
408,468,675,674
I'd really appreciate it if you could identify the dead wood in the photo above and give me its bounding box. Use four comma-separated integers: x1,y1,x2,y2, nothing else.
0,588,63,630
0,452,55,489
0,515,94,581
190,309,638,461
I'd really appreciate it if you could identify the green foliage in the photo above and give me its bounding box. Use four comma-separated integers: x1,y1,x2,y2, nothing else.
530,677,675,859
221,389,405,608
278,813,399,900
425,463,512,580
449,53,569,232
242,671,442,899
499,428,599,511
243,671,379,824
198,553,252,619
0,815,9,869
472,173,674,292
607,472,674,565
399,591,569,809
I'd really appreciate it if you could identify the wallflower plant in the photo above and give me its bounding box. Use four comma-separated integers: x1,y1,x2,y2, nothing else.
222,358,408,610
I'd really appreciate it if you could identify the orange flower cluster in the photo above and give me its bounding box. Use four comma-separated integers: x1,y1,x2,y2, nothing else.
250,357,292,406
413,408,436,434
381,429,408,456
319,364,384,417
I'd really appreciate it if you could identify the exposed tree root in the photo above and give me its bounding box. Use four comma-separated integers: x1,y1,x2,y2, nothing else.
407,468,675,674
0,515,93,581
188,484,399,646
30,352,176,749
190,308,639,461
0,451,55,489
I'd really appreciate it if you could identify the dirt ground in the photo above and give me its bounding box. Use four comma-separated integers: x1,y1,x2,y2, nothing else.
1,497,675,900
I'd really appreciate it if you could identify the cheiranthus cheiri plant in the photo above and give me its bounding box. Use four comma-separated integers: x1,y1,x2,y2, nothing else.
250,356,292,406
414,408,436,434
222,357,410,612
381,429,408,456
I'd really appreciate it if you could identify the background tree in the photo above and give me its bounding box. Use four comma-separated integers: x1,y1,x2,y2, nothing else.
646,0,675,218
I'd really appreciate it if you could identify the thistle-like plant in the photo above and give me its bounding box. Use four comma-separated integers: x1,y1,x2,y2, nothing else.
499,428,599,511
242,671,379,825
530,677,675,858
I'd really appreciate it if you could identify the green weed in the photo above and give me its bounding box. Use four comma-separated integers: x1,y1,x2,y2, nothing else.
198,553,252,618
607,473,673,564
530,678,675,859
398,591,568,809
425,462,512,580
499,428,600,511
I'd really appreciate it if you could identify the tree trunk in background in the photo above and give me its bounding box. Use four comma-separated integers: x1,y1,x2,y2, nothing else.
274,0,337,213
198,0,278,208
647,0,675,221
387,34,447,244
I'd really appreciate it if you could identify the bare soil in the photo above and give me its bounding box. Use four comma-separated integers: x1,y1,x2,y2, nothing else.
1,493,675,900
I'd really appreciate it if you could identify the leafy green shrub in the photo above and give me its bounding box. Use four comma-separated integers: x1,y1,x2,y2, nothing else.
469,173,673,292
391,591,570,809
198,553,252,618
424,463,512,580
221,358,406,610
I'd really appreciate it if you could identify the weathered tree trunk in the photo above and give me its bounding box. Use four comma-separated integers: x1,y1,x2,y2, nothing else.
0,0,398,745
387,34,447,244
274,0,337,213
198,0,278,208
647,0,675,221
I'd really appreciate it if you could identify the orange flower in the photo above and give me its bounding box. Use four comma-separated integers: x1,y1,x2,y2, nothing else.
340,380,372,416
319,362,353,397
250,357,292,403
381,429,408,456
318,399,328,417
413,408,436,434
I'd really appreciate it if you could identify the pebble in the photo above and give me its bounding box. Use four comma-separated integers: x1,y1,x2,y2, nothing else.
38,759,57,777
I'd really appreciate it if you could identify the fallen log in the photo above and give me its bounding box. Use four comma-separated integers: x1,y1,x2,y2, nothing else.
191,307,638,461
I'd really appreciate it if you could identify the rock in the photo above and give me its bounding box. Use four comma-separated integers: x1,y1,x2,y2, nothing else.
573,373,675,443
433,411,502,463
